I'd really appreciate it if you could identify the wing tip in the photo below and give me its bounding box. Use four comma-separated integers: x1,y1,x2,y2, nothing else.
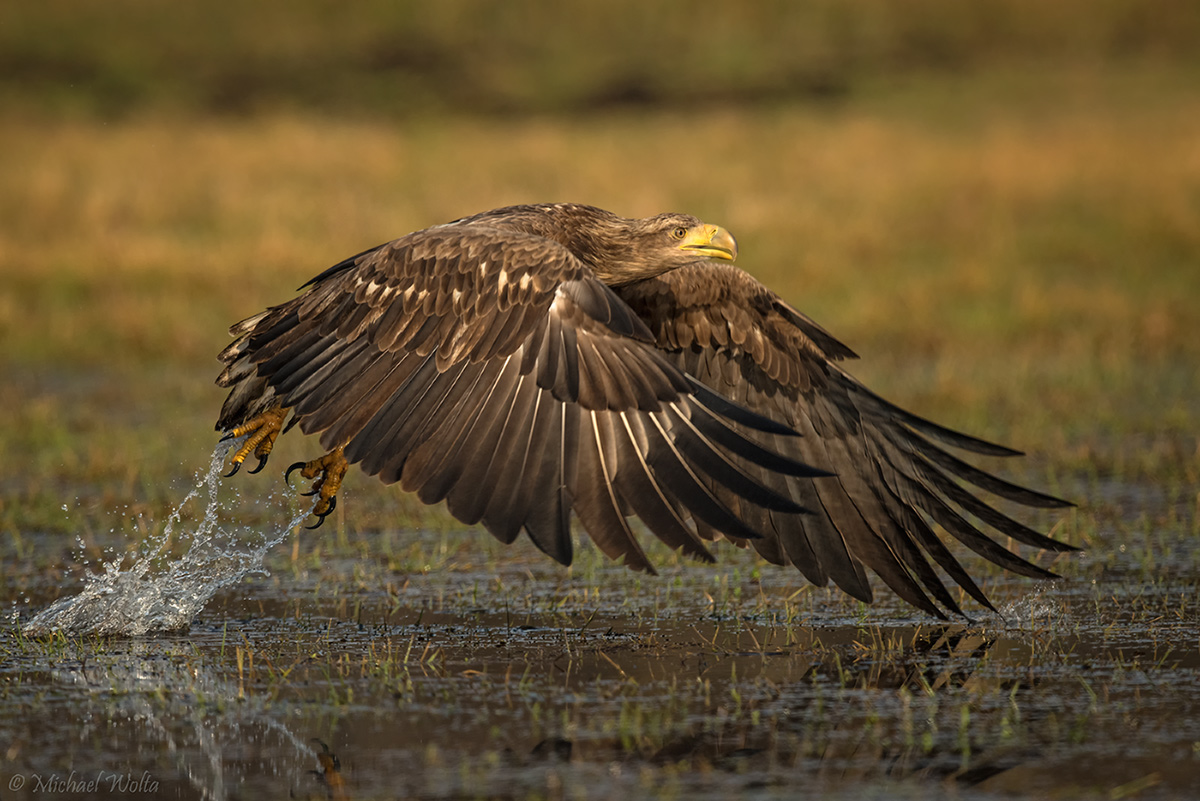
684,376,800,436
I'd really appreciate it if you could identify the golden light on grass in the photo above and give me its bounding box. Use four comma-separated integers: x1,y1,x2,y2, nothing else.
1,69,1197,537
3,93,1197,365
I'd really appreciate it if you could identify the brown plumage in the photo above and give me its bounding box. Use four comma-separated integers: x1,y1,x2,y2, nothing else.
216,203,1074,618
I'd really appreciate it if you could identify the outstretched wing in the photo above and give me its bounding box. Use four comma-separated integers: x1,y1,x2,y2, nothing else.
217,222,826,572
617,262,1075,617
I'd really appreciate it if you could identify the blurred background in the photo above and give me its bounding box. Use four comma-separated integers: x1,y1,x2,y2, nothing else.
1,0,1197,544
4,0,1198,118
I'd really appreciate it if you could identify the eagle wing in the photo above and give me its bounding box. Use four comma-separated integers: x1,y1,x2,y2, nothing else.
217,222,826,572
617,262,1075,617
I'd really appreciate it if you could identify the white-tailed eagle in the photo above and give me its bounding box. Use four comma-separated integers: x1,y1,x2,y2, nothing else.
216,203,1073,618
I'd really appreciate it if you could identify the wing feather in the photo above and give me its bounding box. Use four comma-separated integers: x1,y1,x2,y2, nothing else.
479,372,556,545
515,400,574,563
568,410,655,572
401,358,507,501
611,412,716,563
617,260,1074,615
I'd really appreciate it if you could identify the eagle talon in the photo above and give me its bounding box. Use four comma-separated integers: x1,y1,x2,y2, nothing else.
223,406,288,477
284,461,305,487
282,448,348,528
306,496,337,529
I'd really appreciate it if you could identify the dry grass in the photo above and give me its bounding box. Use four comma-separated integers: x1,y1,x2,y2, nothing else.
4,83,1197,361
1,68,1197,539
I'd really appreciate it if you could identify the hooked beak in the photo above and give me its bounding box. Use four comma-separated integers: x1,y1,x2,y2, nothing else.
679,224,737,262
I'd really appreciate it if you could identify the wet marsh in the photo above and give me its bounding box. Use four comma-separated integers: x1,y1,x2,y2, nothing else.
2,49,1200,801
5,497,1199,799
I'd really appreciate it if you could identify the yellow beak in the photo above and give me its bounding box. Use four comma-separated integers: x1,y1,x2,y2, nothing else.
679,224,738,262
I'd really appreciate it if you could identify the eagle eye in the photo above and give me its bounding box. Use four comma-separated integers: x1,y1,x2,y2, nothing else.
670,226,688,240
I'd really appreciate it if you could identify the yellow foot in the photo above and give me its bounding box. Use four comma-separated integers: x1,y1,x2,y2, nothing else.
285,447,348,529
222,406,289,477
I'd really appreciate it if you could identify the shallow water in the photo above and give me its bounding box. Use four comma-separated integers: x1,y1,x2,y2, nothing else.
3,460,1198,799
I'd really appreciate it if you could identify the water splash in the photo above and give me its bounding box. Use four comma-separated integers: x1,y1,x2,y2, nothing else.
23,439,312,637
988,580,1067,631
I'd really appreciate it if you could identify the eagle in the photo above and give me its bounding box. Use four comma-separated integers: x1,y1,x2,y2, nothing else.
216,203,1073,618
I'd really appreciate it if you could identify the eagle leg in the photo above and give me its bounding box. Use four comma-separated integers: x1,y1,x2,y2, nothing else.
285,447,348,529
222,406,289,477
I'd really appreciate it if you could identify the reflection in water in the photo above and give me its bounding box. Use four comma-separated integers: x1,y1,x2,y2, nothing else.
6,617,1061,800
6,591,1199,799
19,638,339,801
528,624,1021,789
22,440,308,636
641,627,1017,787
310,740,348,801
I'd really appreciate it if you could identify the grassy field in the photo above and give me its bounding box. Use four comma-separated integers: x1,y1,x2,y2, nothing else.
1,64,1197,547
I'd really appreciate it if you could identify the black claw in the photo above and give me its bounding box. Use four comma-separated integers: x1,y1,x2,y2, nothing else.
285,461,306,487
224,461,242,478
306,496,337,530
248,454,270,475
